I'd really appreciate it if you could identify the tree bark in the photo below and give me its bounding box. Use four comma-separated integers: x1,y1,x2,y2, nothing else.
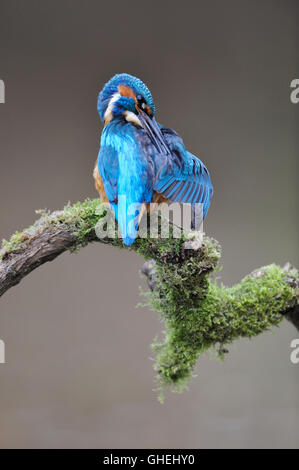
0,199,298,396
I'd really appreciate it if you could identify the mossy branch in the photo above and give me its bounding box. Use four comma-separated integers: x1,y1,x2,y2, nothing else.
0,198,298,398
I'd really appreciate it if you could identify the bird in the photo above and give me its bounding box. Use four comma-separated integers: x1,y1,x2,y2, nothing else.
93,73,213,246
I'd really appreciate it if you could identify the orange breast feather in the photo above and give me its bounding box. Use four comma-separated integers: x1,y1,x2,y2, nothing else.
93,163,109,203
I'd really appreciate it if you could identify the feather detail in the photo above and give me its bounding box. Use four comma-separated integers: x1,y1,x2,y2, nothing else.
93,163,109,203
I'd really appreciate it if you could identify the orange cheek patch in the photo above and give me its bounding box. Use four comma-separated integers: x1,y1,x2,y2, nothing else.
118,85,137,102
145,105,152,116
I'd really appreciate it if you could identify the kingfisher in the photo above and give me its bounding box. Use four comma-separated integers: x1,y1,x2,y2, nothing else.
93,73,213,246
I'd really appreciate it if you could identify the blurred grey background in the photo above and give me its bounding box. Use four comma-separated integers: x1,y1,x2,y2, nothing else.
0,0,298,449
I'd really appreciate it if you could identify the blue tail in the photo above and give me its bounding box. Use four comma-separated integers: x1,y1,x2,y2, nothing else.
112,196,141,246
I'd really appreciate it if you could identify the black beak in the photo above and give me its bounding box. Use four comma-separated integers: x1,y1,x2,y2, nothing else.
137,107,170,155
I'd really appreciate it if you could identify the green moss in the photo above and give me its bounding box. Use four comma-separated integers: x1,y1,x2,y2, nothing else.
1,198,297,402
145,261,295,401
1,231,30,256
0,199,107,259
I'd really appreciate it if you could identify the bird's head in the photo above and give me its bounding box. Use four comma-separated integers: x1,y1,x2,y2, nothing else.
97,73,169,154
98,73,155,125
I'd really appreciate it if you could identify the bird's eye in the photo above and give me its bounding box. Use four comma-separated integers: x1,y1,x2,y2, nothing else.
136,94,147,111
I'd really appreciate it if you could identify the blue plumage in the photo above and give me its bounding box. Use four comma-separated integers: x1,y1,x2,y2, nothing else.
153,127,213,218
95,74,213,245
99,120,154,245
98,73,155,122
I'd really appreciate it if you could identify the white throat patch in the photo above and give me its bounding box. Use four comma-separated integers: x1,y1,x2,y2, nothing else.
104,92,121,123
104,92,142,127
124,111,142,127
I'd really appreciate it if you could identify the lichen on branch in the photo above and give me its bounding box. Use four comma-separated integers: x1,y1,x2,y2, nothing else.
145,260,297,400
0,198,298,399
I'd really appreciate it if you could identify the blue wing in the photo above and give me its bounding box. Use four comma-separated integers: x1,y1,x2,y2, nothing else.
98,121,154,245
153,127,213,218
97,144,119,204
